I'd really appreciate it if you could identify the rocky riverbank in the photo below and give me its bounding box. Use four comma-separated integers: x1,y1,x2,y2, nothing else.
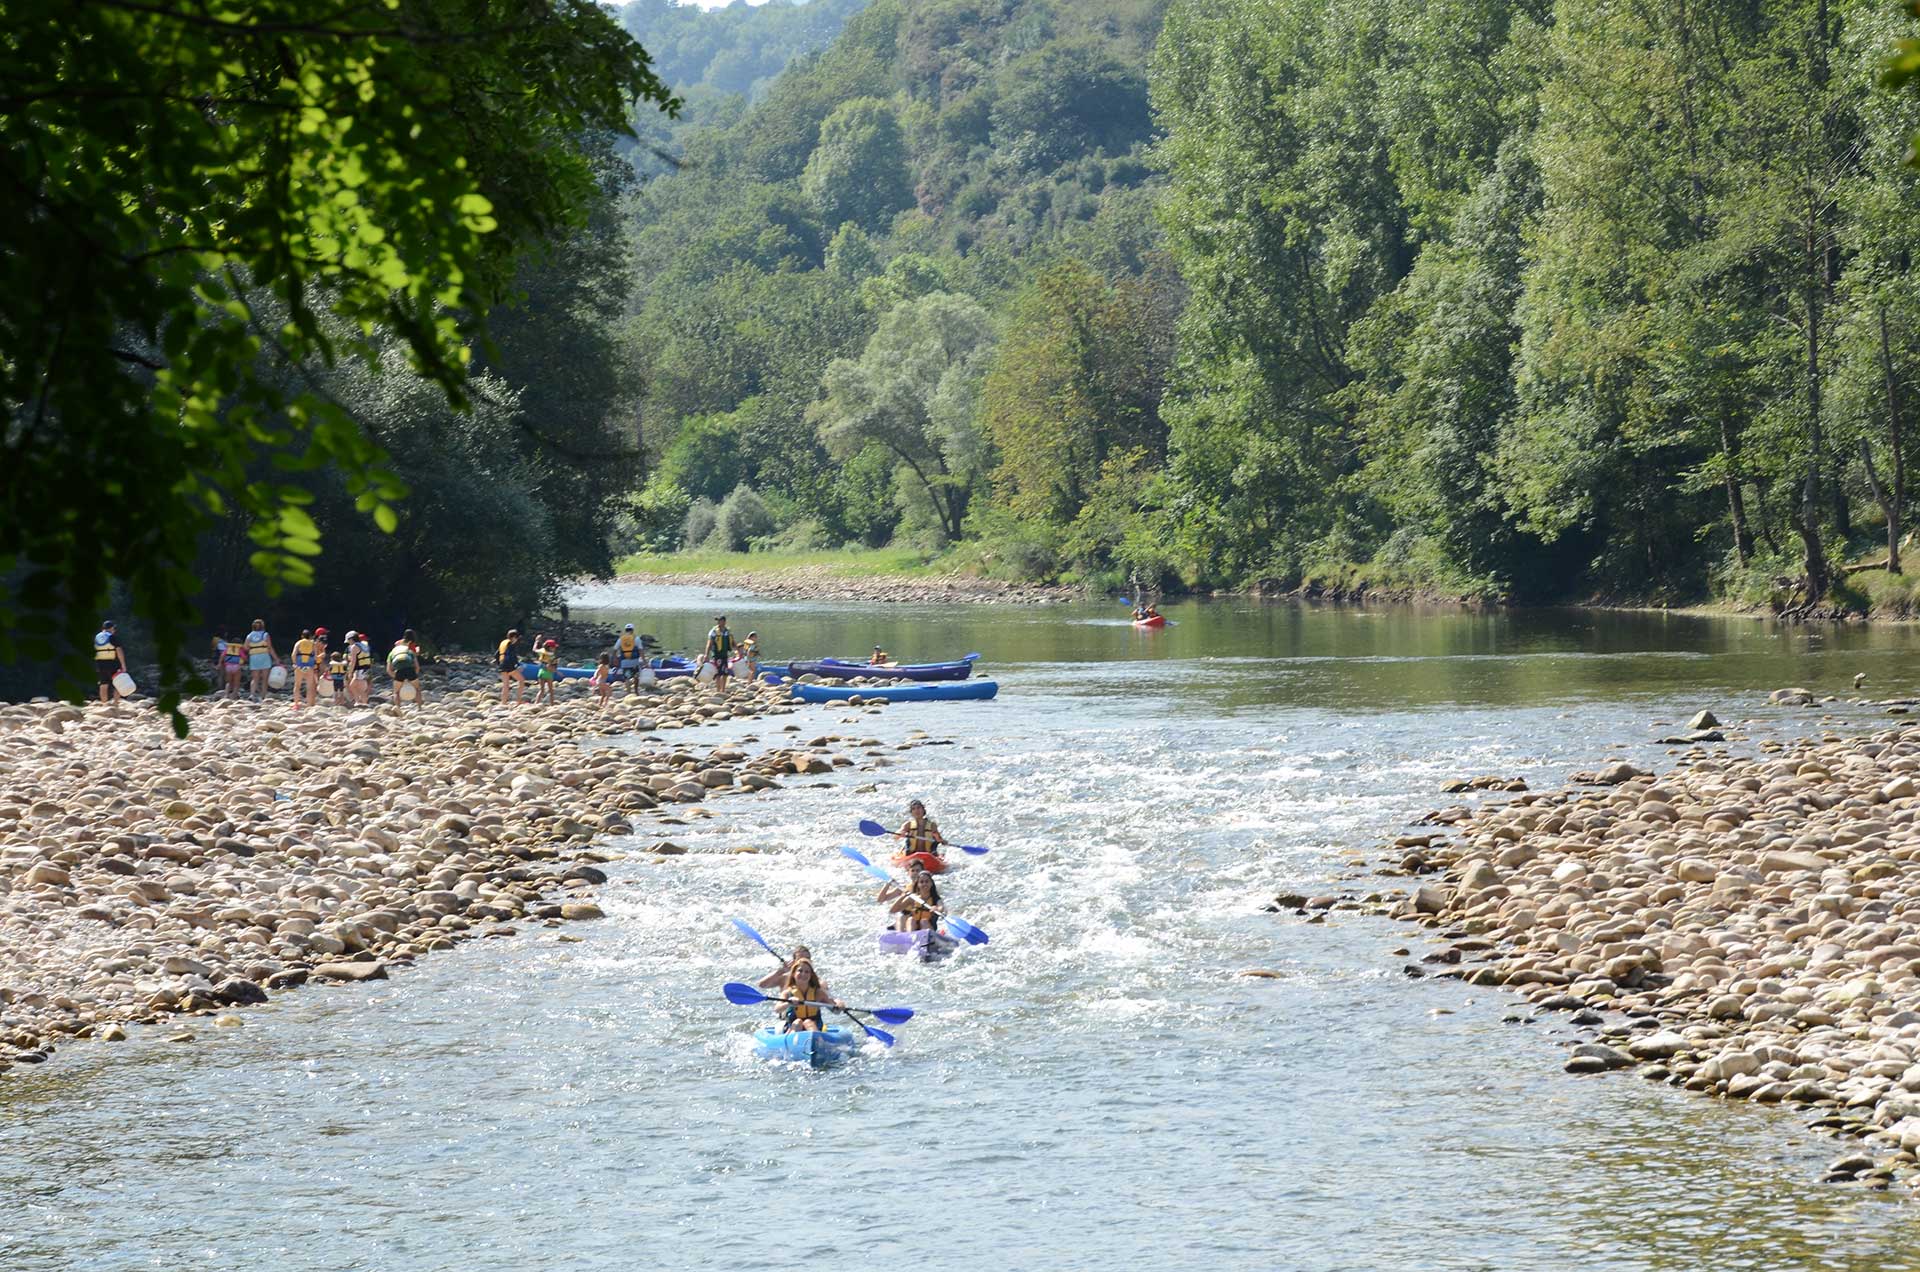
613,562,1078,605
0,664,902,1076
1371,706,1920,1193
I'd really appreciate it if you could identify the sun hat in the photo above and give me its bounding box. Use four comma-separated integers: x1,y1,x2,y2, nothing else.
624,623,635,631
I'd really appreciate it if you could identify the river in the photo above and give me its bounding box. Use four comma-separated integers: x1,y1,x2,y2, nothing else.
6,588,1920,1270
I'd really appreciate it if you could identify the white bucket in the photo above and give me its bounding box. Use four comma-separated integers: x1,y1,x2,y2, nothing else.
111,672,135,696
267,665,288,690
398,681,417,701
316,676,334,698
639,666,657,687
698,661,717,684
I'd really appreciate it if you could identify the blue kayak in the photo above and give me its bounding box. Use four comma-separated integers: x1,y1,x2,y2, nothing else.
878,929,959,962
792,679,998,704
519,662,594,680
792,657,977,682
751,1026,857,1068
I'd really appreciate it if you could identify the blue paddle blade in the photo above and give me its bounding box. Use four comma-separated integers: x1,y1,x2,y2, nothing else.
731,918,778,958
863,864,892,883
723,981,769,1006
958,844,989,856
839,845,875,868
869,1007,915,1025
944,915,989,946
856,1021,896,1047
962,652,981,661
857,819,887,837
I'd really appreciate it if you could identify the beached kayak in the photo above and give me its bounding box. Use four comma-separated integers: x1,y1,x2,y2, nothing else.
1132,614,1166,629
519,663,594,680
890,851,947,875
878,929,959,962
786,658,975,682
792,680,998,704
751,1025,857,1068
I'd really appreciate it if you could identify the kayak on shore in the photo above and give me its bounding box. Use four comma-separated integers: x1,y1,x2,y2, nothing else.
781,656,977,682
751,1025,858,1069
792,680,998,704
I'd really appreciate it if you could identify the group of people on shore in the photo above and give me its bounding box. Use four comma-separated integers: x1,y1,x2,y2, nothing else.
208,622,426,712
492,614,765,709
761,800,959,1035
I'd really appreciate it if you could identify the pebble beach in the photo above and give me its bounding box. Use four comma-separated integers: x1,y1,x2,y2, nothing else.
1379,693,1920,1192
0,661,910,1075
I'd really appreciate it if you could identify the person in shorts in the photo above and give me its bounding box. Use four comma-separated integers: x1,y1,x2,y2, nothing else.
387,629,424,714
92,620,128,704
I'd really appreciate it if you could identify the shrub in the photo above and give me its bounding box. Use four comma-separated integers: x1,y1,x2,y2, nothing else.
682,497,718,550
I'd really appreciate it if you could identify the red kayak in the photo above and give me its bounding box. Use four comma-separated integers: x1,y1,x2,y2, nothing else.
1132,614,1166,628
891,851,947,875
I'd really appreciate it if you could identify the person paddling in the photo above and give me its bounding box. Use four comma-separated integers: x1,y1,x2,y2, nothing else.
898,799,948,863
92,620,128,704
703,614,735,694
770,951,841,1035
879,863,943,934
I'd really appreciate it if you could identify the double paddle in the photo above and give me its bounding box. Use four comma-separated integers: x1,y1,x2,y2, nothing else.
721,982,914,1024
857,818,989,857
728,918,903,1046
840,847,990,945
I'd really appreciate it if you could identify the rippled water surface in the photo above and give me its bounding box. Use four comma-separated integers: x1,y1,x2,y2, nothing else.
9,592,1920,1270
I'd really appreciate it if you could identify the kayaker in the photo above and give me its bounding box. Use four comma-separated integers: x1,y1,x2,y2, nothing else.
615,623,644,694
756,945,814,990
497,628,525,705
92,620,128,704
702,614,735,694
243,618,277,699
387,629,424,714
869,645,892,666
879,864,944,933
289,628,319,710
772,949,841,1034
344,630,371,707
899,800,947,862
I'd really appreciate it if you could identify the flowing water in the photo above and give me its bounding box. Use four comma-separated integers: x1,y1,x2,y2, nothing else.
11,589,1920,1270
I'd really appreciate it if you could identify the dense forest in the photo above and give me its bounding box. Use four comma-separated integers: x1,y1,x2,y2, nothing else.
16,0,1920,709
623,0,1920,616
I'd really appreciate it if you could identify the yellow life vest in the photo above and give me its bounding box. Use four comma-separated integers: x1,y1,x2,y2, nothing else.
292,638,316,668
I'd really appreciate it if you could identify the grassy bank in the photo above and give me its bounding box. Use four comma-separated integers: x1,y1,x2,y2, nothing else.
615,547,946,579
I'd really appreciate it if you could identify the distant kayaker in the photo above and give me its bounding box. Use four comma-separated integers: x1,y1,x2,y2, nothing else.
497,628,525,705
615,623,644,694
535,638,559,706
92,620,128,704
869,645,892,666
773,950,841,1034
899,800,947,862
703,614,735,694
879,864,944,934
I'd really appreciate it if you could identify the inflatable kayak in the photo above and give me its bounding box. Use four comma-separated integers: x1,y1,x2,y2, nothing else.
787,658,975,682
878,929,959,962
890,851,947,875
792,679,998,704
1132,614,1166,629
520,662,594,680
751,1025,856,1069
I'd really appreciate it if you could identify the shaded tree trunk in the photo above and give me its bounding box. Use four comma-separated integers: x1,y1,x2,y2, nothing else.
1719,414,1753,566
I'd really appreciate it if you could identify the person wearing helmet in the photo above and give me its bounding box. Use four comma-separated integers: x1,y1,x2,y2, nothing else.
614,622,643,695
702,614,735,694
92,620,128,704
535,638,560,706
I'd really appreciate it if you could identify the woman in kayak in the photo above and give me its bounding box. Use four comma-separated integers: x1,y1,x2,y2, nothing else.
868,644,891,666
898,799,948,862
879,864,943,933
771,950,842,1034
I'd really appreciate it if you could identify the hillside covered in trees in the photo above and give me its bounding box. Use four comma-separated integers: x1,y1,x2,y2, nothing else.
625,0,1920,613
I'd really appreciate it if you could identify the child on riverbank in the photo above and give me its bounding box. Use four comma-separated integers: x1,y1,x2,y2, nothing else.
591,653,613,709
536,639,559,706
